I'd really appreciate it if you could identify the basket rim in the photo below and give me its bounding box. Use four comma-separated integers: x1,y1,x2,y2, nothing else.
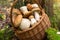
15,10,45,34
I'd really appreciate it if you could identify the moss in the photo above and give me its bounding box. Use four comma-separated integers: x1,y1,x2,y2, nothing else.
45,27,60,40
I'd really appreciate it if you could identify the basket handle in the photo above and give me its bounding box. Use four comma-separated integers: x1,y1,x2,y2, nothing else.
10,0,18,27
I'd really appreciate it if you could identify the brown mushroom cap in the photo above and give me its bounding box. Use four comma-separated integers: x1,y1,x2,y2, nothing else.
29,15,34,19
12,8,22,15
13,15,23,27
32,8,40,12
27,3,33,11
23,11,32,18
12,15,16,23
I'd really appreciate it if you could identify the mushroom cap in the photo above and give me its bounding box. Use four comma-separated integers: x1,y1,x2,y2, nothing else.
32,8,40,12
32,4,39,8
13,15,23,27
12,8,22,15
27,3,33,10
20,6,28,12
29,15,34,19
20,18,31,30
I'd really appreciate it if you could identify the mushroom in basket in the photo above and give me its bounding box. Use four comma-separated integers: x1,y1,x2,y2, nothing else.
32,8,41,21
29,15,37,26
27,3,33,11
27,3,39,11
32,4,39,8
19,18,31,30
34,11,41,21
20,6,32,17
12,8,23,27
13,15,22,27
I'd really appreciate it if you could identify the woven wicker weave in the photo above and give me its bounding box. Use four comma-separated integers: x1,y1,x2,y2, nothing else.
10,0,51,40
14,9,51,40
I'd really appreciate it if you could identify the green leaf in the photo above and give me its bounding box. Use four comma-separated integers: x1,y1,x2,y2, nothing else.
0,13,6,20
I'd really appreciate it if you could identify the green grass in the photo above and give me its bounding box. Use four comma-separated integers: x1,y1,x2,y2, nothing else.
45,27,60,40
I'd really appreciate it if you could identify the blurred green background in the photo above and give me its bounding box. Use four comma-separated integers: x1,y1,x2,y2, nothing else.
50,0,60,30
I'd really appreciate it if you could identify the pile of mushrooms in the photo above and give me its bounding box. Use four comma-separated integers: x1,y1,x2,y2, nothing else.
12,4,41,30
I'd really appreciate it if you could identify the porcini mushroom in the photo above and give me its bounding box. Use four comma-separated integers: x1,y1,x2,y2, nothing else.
32,8,41,21
20,6,32,17
20,18,31,30
27,3,33,11
14,15,23,27
12,8,22,27
29,15,37,26
32,4,39,8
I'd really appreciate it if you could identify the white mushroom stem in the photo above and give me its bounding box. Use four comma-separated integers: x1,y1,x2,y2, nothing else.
34,12,40,21
29,15,37,26
30,18,37,26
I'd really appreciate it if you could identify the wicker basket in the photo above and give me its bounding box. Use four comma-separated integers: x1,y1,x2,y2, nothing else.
10,0,51,40
14,9,51,40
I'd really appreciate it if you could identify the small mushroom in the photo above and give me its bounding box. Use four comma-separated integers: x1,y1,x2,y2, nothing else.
20,6,32,17
32,4,39,8
27,3,33,10
20,6,28,15
31,8,41,21
29,15,37,26
20,18,30,30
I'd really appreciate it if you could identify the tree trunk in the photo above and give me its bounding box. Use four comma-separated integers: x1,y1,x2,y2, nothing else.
44,0,54,17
